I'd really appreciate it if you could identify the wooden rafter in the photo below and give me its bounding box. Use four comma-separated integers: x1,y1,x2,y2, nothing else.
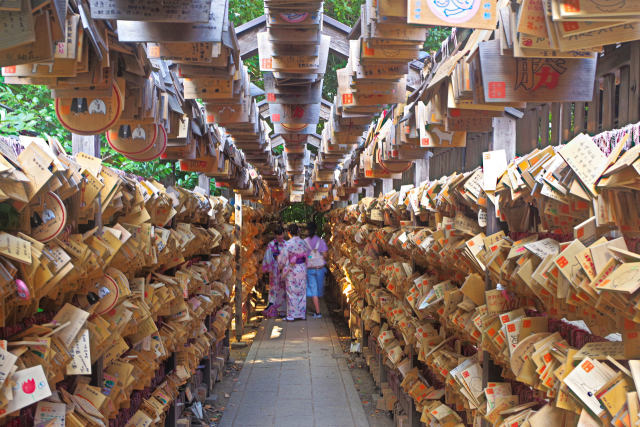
236,14,351,60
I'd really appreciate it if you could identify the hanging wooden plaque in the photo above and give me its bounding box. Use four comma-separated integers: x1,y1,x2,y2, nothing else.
28,191,66,243
273,123,316,134
421,125,467,148
106,122,159,156
124,125,167,161
55,83,123,135
266,9,322,27
407,0,498,30
89,0,212,23
270,103,320,125
115,0,225,42
478,39,596,103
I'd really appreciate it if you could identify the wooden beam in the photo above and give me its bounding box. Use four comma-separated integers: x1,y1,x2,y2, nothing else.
236,15,266,60
322,15,351,60
596,43,630,78
237,14,351,60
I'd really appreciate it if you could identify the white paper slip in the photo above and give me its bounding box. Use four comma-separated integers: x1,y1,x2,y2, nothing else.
482,150,508,192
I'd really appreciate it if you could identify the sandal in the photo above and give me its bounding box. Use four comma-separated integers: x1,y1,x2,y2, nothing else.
263,305,278,318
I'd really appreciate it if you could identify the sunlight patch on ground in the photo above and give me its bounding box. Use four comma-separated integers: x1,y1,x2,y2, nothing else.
270,325,283,339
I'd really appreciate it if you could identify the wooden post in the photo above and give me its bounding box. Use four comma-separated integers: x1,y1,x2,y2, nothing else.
234,193,244,343
481,117,516,427
198,174,211,196
414,157,429,187
72,133,105,386
491,117,517,160
539,104,550,147
630,42,640,124
72,134,100,157
551,103,561,145
382,178,393,194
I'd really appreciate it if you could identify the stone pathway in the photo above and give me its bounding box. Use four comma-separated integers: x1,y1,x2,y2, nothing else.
219,312,369,427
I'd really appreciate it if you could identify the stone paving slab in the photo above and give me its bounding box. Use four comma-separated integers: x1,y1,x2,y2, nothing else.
219,312,369,427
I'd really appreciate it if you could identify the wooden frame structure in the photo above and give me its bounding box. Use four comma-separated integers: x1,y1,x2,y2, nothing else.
236,14,351,60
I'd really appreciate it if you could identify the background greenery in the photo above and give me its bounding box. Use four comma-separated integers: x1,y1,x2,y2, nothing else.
0,1,450,191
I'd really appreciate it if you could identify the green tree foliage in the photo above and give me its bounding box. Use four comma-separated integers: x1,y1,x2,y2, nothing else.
323,55,346,102
424,26,452,54
324,0,363,26
0,83,71,147
228,0,263,26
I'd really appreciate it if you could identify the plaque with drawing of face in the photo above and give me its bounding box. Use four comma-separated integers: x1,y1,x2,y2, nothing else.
124,124,167,162
28,191,66,243
55,83,123,135
408,0,497,29
586,0,626,13
429,0,479,23
107,122,157,156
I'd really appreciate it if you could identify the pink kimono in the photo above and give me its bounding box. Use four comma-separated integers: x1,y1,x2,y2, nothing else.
278,236,310,319
261,238,286,316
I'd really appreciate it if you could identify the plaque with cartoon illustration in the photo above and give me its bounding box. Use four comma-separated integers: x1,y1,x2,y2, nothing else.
27,191,67,243
55,82,123,135
407,0,498,30
107,122,160,157
123,125,167,162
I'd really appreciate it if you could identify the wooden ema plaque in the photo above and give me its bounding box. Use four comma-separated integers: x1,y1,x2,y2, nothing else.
106,122,159,156
123,125,167,161
270,103,320,125
89,0,212,23
478,39,596,103
183,77,233,100
115,0,225,43
266,9,322,27
264,73,322,104
205,97,252,125
556,0,640,19
55,83,123,135
179,157,219,174
27,191,67,243
92,274,120,316
421,126,467,148
407,0,498,30
273,123,316,134
147,42,215,64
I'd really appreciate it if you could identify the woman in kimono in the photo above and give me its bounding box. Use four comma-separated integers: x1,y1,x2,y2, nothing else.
278,224,310,321
261,225,286,318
